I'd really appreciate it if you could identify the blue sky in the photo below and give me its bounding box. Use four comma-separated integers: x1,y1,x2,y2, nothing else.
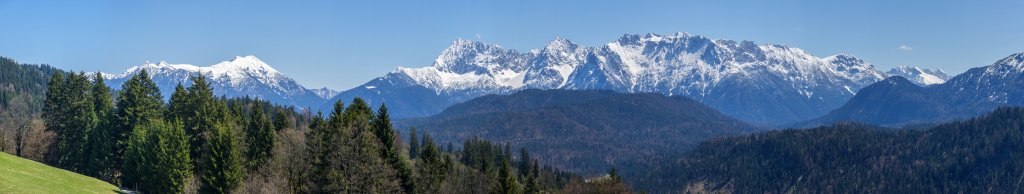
1,0,1022,90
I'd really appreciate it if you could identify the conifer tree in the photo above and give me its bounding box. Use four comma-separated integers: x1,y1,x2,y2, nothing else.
273,109,291,131
409,128,419,159
304,111,332,193
48,72,95,171
185,74,220,173
494,158,523,194
200,122,244,194
525,160,541,194
166,83,189,122
518,148,531,176
113,69,164,178
122,120,192,194
85,73,115,181
415,134,447,194
244,101,275,170
373,104,416,194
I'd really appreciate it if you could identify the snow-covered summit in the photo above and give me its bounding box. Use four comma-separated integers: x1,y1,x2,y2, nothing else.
987,52,1024,75
886,66,950,85
113,55,282,86
106,55,322,109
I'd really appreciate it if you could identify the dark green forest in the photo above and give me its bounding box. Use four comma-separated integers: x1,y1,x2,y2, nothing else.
644,107,1024,193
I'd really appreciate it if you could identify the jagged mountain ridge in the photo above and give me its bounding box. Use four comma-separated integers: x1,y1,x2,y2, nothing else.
800,52,1024,127
886,66,950,86
326,33,936,124
105,55,324,109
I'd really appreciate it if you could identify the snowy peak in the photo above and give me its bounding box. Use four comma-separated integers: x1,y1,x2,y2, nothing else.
886,66,950,85
209,55,281,78
116,56,278,79
105,55,323,109
310,87,340,99
988,52,1024,73
370,32,892,123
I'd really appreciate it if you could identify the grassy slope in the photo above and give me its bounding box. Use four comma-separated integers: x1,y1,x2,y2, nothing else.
0,152,118,194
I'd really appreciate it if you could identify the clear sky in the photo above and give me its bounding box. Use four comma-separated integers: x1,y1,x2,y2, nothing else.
2,0,1022,90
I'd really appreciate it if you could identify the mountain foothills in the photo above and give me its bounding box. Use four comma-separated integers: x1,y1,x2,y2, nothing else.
643,107,1024,193
327,33,947,124
398,89,758,180
803,52,1024,127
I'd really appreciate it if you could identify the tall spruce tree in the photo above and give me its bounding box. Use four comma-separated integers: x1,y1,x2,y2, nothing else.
373,104,416,194
304,111,333,193
113,69,164,179
200,122,244,194
273,109,291,131
518,148,531,176
494,158,523,194
122,120,192,194
85,73,115,181
409,128,419,159
525,160,541,194
415,134,447,194
185,74,220,174
48,72,95,172
244,101,275,170
42,72,66,167
166,83,189,122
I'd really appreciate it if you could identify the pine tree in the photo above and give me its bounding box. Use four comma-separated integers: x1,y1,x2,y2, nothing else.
409,128,419,159
373,104,416,194
415,134,447,194
122,120,192,194
185,74,221,174
304,111,332,193
518,148,531,176
85,73,115,181
273,109,291,131
342,98,373,130
113,69,164,179
351,128,403,193
41,72,66,167
494,158,523,194
525,160,541,194
50,72,95,171
166,83,189,122
200,122,244,194
244,101,275,170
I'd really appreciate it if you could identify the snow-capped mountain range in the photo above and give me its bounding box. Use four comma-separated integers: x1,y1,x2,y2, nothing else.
800,52,1024,126
310,87,340,99
886,66,950,85
105,56,324,109
324,33,949,124
100,33,957,125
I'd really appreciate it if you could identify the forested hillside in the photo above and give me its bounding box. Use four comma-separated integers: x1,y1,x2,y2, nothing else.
644,107,1024,193
399,89,759,185
0,57,64,162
